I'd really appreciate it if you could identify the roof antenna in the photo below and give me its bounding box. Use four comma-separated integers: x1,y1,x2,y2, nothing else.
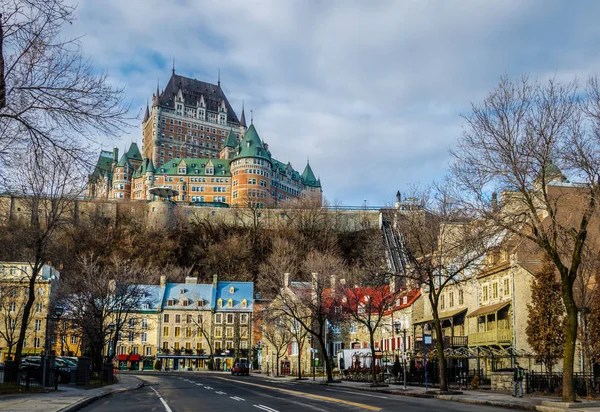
172,57,175,75
218,68,221,87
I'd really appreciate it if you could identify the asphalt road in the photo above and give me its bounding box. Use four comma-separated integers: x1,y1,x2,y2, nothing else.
80,372,512,412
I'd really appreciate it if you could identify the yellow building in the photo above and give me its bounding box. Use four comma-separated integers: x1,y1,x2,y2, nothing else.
0,262,60,362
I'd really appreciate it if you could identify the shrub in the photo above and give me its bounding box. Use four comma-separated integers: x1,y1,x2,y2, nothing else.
471,375,480,390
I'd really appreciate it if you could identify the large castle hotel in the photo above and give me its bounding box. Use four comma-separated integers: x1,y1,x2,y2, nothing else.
87,71,322,207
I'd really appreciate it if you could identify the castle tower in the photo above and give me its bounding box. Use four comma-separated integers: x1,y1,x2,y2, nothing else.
230,124,272,208
301,160,323,204
113,153,133,200
220,129,238,160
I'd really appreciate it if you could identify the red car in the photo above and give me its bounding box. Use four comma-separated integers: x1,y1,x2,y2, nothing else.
231,362,249,376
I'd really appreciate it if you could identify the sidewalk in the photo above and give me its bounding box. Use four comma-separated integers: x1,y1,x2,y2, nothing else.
253,373,600,412
0,374,143,412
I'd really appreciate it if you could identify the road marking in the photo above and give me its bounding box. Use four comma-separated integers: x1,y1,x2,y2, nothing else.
231,396,245,401
253,405,279,412
215,391,226,395
216,377,382,411
205,386,213,390
324,388,389,399
149,386,173,412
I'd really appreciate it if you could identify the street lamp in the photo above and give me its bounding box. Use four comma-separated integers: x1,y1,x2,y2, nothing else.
394,319,408,390
308,335,315,381
42,305,64,388
107,322,115,361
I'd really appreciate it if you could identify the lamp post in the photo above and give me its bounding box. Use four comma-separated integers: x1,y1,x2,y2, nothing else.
42,305,64,389
308,335,315,381
106,322,115,362
394,320,408,390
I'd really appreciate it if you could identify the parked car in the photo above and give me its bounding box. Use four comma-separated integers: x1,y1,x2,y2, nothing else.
231,362,249,376
20,356,71,383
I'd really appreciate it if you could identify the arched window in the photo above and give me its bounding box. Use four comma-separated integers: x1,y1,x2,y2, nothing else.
229,286,235,294
227,299,233,308
217,298,223,308
241,299,248,309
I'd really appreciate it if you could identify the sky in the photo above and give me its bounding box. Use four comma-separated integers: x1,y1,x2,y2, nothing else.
65,0,600,206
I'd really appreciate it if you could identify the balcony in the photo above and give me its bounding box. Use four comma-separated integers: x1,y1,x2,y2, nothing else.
414,335,468,351
468,328,512,346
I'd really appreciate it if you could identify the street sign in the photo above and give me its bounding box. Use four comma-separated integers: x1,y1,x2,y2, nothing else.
424,335,432,345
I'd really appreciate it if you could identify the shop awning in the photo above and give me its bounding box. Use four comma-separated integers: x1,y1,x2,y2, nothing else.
467,301,511,318
414,308,468,324
129,354,140,361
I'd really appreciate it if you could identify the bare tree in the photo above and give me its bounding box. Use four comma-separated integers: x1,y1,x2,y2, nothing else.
452,75,600,402
2,147,84,365
339,269,402,385
0,0,131,170
261,310,293,376
279,250,344,382
0,282,31,360
60,254,148,372
394,183,490,392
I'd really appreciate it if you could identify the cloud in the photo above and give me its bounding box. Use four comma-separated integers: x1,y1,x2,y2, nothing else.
66,0,600,205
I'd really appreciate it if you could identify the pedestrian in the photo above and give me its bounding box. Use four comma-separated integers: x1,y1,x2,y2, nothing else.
512,361,524,397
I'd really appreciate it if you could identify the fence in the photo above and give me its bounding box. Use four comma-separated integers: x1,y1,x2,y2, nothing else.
526,372,599,397
0,365,60,393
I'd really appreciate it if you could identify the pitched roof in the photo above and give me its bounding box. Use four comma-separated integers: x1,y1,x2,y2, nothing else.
271,159,300,181
136,285,164,312
240,106,247,127
225,129,238,148
116,153,132,168
162,282,213,309
126,143,142,161
143,104,150,123
158,73,240,125
89,150,114,181
133,158,156,178
156,158,231,176
301,162,321,188
215,281,254,312
233,124,271,162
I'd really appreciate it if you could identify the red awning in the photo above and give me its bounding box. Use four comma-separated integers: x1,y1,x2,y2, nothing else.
117,354,128,361
129,354,140,361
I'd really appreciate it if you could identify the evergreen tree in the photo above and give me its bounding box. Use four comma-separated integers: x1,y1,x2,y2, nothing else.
526,263,565,374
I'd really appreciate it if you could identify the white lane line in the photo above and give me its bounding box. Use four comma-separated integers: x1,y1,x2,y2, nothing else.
230,396,245,401
215,390,226,395
324,388,389,399
204,386,213,390
253,405,279,412
149,386,173,412
195,383,203,386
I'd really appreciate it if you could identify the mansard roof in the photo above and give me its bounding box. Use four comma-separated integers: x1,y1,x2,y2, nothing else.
158,73,240,125
234,124,271,163
301,162,321,188
156,158,231,177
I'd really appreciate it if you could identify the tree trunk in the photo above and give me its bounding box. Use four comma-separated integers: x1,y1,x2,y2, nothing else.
562,279,578,402
14,261,42,365
318,335,333,382
433,315,448,391
297,343,303,380
369,329,378,385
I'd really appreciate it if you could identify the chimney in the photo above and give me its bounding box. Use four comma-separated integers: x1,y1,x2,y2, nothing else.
160,275,166,287
491,192,498,211
330,275,336,289
112,147,119,163
213,274,218,287
311,272,318,289
185,276,197,284
283,272,291,288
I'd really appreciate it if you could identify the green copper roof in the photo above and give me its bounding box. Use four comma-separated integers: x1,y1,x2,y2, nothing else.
225,129,237,148
116,153,132,168
89,150,114,182
126,143,142,161
234,124,271,163
271,158,300,181
133,158,156,178
156,158,231,177
301,162,321,188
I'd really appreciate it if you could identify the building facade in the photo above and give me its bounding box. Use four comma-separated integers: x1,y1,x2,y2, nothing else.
87,71,322,207
0,262,61,362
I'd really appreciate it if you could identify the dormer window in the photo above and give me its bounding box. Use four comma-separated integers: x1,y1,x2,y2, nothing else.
178,167,186,174
229,286,235,294
217,298,223,308
180,288,186,294
167,299,175,306
403,296,407,305
197,299,204,307
182,299,188,307
227,299,233,308
241,299,248,309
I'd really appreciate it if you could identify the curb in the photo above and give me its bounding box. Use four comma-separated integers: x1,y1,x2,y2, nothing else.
58,378,144,412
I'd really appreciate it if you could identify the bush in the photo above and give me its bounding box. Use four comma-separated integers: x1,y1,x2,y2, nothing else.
471,375,480,390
